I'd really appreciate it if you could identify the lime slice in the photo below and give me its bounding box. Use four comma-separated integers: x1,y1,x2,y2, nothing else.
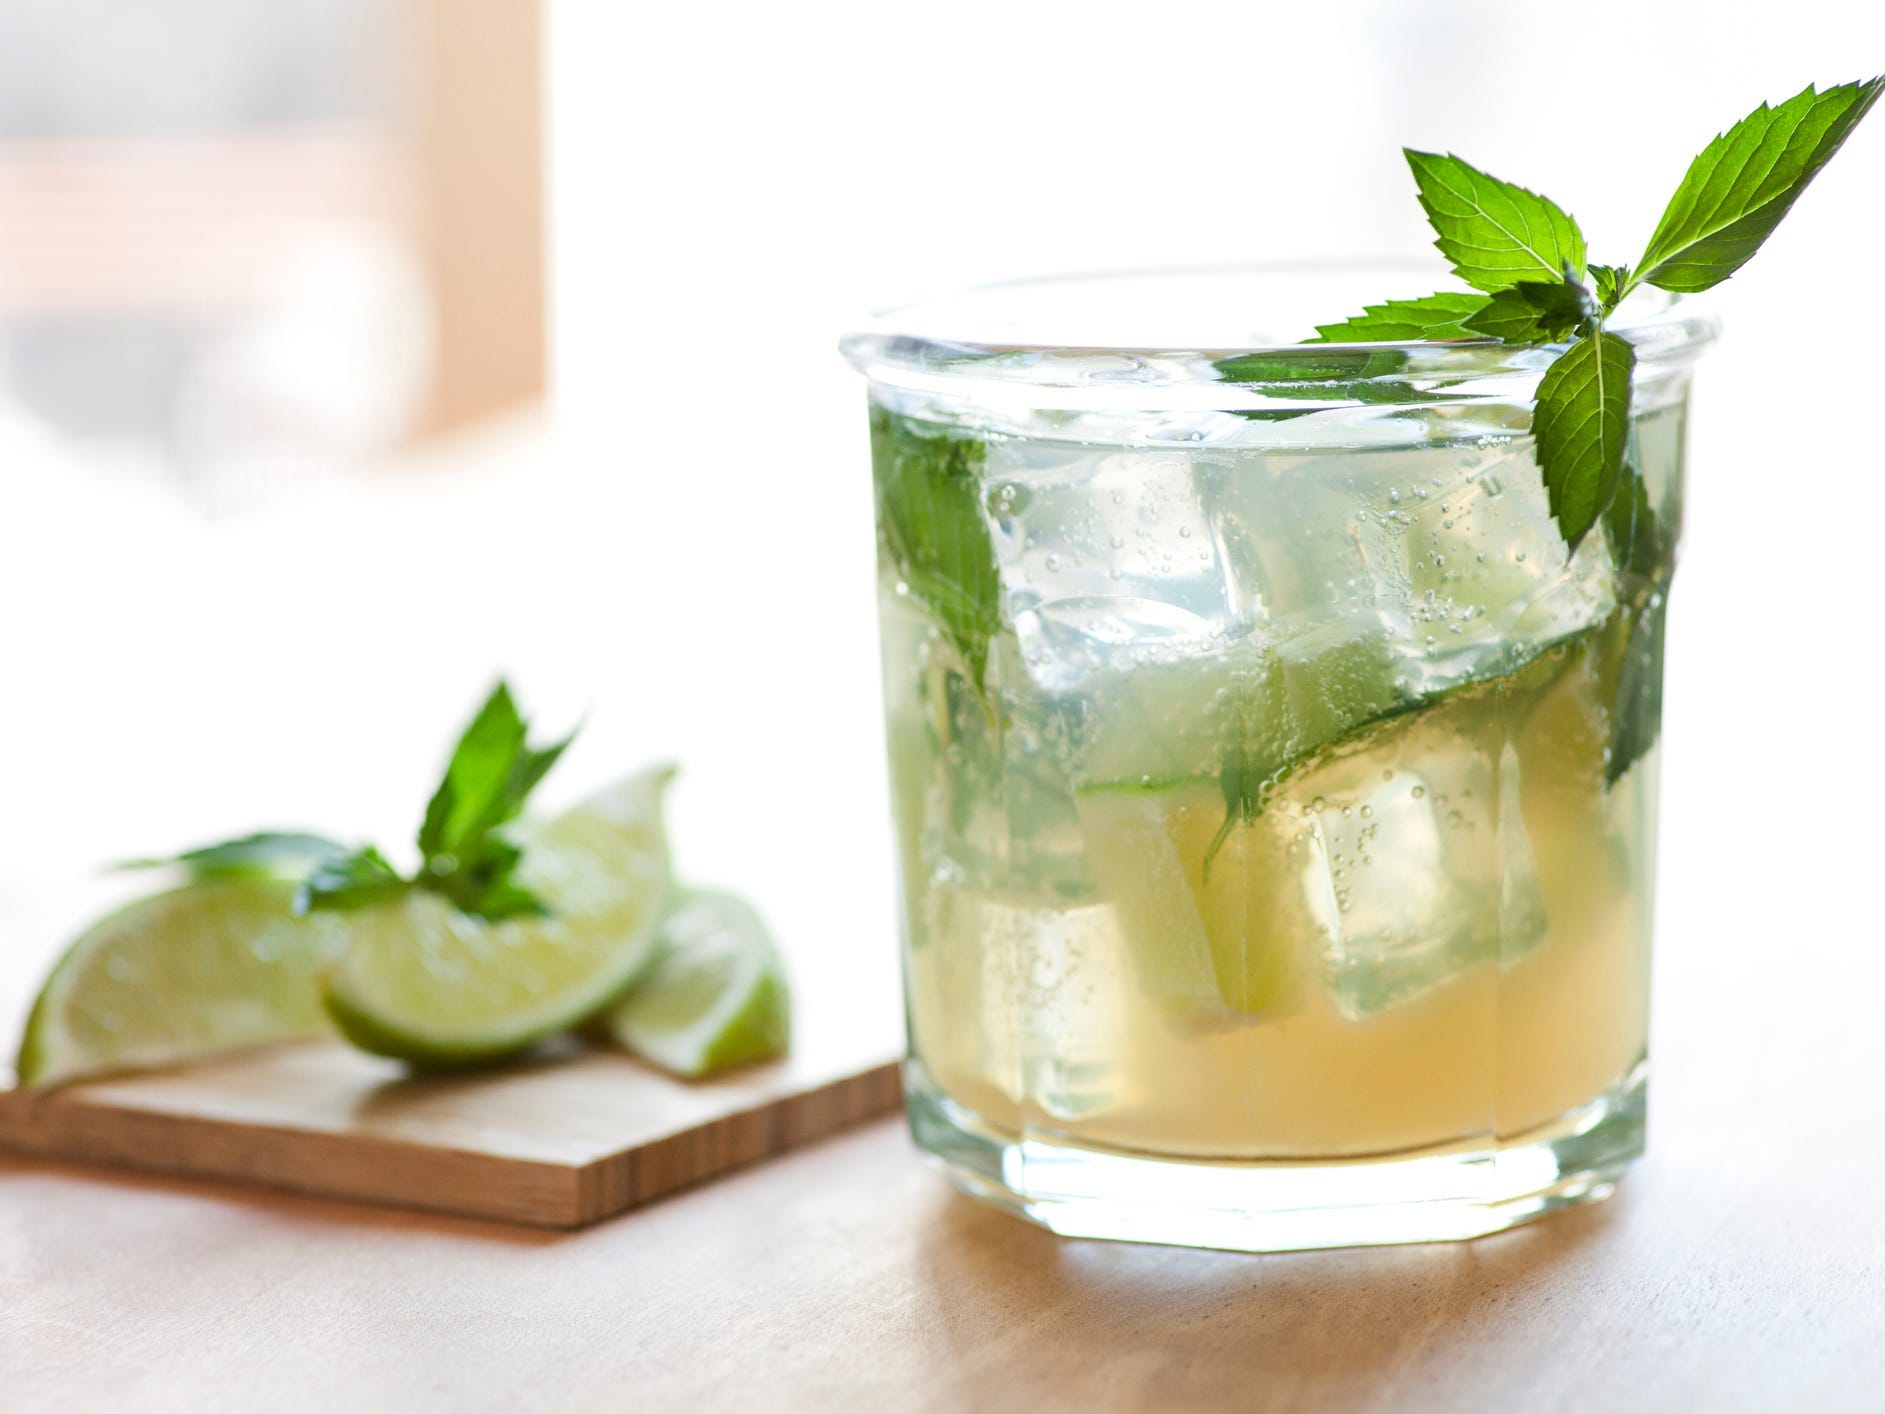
1078,622,1415,796
322,766,675,1067
600,889,790,1078
1076,783,1305,1017
15,880,351,1088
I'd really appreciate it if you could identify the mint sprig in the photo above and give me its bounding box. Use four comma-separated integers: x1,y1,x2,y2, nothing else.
298,682,576,922
1319,80,1880,555
1313,79,1879,782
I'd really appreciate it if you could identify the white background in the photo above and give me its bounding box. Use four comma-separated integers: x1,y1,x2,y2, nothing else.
2,0,1882,1037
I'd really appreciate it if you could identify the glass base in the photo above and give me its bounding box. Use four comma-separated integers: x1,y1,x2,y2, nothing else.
907,1060,1645,1253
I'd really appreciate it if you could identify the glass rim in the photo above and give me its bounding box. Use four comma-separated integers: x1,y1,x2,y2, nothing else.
839,260,1719,405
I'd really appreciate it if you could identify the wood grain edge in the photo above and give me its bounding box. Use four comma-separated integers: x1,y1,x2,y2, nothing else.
0,1087,584,1226
0,1059,905,1230
571,1059,904,1225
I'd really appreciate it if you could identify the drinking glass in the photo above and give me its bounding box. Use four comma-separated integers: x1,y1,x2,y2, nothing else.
842,266,1714,1251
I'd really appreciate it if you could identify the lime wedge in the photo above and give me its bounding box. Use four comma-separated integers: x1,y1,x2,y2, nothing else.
322,766,675,1067
600,889,790,1078
1076,783,1304,1016
1077,622,1415,796
15,880,351,1088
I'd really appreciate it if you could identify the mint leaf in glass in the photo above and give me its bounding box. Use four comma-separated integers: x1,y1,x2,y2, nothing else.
1531,327,1636,553
1216,348,1471,406
869,406,1001,700
1306,292,1489,342
1601,460,1663,579
1404,150,1587,293
1635,78,1884,294
1606,592,1668,786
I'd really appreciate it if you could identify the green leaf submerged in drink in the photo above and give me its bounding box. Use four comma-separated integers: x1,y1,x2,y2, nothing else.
870,405,1002,705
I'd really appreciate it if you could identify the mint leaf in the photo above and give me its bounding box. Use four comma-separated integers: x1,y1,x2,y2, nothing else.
418,683,569,863
120,831,351,883
1219,350,1410,382
1216,348,1471,406
1306,292,1489,342
426,836,548,922
1606,591,1668,786
1636,78,1883,293
1598,458,1673,786
297,846,408,916
1461,278,1588,343
1601,459,1662,577
1532,329,1635,552
870,406,1001,698
298,682,575,922
1405,150,1587,293
413,682,573,918
1589,263,1631,315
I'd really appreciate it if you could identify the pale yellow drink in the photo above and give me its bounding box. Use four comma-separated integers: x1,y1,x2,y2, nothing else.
877,403,1674,1170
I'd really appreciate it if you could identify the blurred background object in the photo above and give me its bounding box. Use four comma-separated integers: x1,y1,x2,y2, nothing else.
0,0,541,508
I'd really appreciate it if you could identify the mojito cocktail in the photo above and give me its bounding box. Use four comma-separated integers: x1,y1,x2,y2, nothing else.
846,266,1714,1251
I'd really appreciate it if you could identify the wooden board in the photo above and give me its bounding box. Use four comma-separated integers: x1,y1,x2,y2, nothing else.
0,886,907,1229
0,1039,901,1228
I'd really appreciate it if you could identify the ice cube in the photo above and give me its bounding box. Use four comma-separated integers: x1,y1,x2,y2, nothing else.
1193,443,1421,632
908,882,1124,1123
1396,440,1619,679
1281,680,1547,1020
984,440,1238,689
882,620,1090,910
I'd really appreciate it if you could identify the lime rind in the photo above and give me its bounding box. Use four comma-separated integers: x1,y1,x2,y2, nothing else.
602,888,791,1079
319,765,676,1068
16,880,350,1089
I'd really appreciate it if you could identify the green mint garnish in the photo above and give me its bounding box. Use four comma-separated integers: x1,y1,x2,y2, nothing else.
1459,272,1590,345
870,405,1002,705
1588,264,1631,315
298,682,576,922
120,831,351,883
1530,324,1637,552
1217,348,1473,406
1635,80,1883,293
1306,292,1489,343
1320,79,1879,558
1307,79,1879,784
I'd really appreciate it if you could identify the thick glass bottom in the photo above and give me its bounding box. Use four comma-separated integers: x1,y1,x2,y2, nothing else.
907,1058,1645,1253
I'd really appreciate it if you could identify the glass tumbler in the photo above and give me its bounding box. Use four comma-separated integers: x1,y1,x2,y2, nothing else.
842,266,1714,1252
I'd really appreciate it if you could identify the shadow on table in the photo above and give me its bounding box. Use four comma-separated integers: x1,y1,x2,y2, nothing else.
908,1178,1621,1409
